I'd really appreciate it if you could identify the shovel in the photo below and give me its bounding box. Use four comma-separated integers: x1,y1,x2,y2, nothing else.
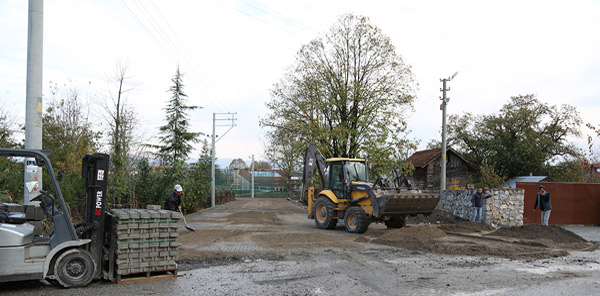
179,208,195,232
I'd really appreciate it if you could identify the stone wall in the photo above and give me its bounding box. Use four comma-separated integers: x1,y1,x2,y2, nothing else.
437,188,524,227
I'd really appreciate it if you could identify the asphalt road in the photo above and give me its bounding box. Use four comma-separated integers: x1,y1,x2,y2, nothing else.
1,198,599,295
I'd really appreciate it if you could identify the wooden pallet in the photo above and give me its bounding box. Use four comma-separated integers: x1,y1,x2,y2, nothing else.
116,269,177,284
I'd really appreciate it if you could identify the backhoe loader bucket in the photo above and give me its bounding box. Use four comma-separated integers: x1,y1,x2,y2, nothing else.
375,191,440,216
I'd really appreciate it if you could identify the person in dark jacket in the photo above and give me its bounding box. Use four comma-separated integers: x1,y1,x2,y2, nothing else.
533,185,551,225
471,187,492,222
164,184,183,212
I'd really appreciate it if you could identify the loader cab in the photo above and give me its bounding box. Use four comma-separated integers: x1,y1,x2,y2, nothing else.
324,158,368,199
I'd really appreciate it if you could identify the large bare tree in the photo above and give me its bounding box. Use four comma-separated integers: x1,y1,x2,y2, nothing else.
261,14,418,176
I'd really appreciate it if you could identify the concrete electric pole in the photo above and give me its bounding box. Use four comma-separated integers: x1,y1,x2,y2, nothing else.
24,0,44,204
210,112,236,207
440,72,458,195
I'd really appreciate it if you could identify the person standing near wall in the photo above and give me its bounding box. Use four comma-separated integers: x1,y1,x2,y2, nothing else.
534,185,552,225
471,187,492,222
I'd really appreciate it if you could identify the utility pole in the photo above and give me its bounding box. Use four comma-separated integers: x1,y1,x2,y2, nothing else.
211,112,236,207
440,72,458,195
251,154,254,198
24,0,44,204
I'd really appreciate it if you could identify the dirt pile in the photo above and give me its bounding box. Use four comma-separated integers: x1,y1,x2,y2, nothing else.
358,222,597,259
408,209,466,225
487,225,596,251
439,221,495,234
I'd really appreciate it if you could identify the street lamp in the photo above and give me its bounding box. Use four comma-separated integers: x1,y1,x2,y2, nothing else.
440,72,458,195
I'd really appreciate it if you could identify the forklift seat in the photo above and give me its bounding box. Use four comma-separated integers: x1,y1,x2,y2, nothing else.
0,212,26,224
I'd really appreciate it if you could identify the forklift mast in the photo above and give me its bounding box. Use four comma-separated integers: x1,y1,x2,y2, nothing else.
81,154,110,278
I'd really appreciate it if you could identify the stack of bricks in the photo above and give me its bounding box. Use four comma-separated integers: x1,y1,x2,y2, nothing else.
109,209,180,276
0,203,44,235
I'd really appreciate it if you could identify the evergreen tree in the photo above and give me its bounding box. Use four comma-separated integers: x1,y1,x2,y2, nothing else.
156,66,201,165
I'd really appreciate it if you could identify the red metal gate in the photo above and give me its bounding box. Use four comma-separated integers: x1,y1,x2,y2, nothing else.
518,182,600,225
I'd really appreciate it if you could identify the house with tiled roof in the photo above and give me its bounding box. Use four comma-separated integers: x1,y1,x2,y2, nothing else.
406,147,479,190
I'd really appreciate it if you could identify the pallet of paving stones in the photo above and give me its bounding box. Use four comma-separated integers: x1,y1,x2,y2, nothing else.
104,208,180,283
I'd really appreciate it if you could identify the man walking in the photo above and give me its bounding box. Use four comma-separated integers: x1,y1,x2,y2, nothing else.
164,184,183,212
471,187,492,222
533,185,552,225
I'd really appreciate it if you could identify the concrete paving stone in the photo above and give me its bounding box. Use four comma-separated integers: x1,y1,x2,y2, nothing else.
170,241,180,247
128,223,138,229
149,232,160,238
158,210,171,219
138,210,151,219
140,233,150,239
150,211,161,219
158,223,170,228
128,252,139,259
138,223,149,229
159,251,170,257
111,209,129,220
169,232,178,237
146,205,161,210
125,210,140,219
116,224,128,230
170,211,181,219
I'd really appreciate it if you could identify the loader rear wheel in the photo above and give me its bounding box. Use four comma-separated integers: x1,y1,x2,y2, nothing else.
344,207,370,233
54,249,96,288
385,215,407,229
314,196,337,229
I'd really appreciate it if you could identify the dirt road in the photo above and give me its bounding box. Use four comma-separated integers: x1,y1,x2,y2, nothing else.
2,197,599,295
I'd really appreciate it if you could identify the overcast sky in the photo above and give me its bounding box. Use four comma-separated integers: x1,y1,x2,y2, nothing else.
1,0,599,167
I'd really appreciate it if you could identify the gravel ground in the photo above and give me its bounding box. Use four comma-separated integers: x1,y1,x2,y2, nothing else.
2,198,599,295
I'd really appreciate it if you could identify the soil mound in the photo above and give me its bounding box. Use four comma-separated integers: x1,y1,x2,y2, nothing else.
360,226,446,251
439,222,495,234
490,225,586,244
487,225,596,251
408,209,466,225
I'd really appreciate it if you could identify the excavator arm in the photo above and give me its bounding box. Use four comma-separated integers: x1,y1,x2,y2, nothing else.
300,143,327,205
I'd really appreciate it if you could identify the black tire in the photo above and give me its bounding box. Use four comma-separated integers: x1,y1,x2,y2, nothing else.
314,196,338,229
54,248,97,288
344,207,370,233
385,215,407,229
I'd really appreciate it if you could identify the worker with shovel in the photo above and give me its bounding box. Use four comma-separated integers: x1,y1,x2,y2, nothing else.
164,184,183,212
164,184,195,231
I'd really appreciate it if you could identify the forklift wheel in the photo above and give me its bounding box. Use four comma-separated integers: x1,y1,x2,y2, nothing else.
54,248,97,288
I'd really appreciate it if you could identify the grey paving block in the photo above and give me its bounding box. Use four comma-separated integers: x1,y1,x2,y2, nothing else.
146,205,161,210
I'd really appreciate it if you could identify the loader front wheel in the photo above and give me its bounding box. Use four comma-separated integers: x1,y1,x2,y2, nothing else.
385,215,407,229
54,248,96,288
314,196,337,229
344,207,370,233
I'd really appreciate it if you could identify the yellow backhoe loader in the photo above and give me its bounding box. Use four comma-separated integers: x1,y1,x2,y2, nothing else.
301,143,440,233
